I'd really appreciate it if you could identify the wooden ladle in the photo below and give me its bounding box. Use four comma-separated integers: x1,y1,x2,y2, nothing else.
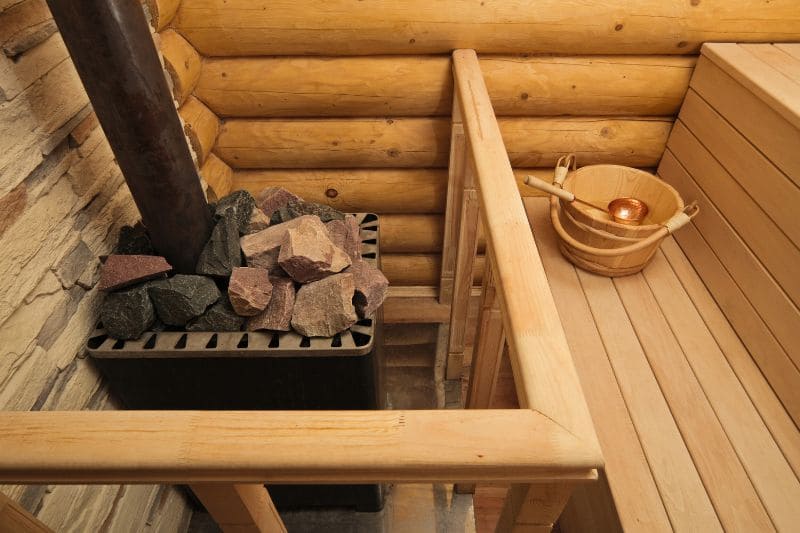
525,176,650,225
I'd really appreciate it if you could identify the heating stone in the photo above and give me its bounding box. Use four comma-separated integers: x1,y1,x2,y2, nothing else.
187,296,245,332
215,190,256,233
148,274,220,326
348,259,389,318
99,284,155,340
278,217,351,283
326,215,362,261
97,254,172,291
240,215,318,272
270,201,346,224
256,187,302,218
244,207,271,234
247,277,296,332
291,273,357,337
196,213,241,277
228,267,272,316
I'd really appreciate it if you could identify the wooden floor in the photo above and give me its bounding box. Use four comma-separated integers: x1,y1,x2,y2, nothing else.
474,198,800,532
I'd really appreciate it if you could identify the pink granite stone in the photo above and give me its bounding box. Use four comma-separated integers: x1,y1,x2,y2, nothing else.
97,254,172,291
325,215,361,261
228,267,272,316
256,187,302,218
278,217,351,283
239,215,318,272
246,277,296,331
291,273,357,337
347,259,389,318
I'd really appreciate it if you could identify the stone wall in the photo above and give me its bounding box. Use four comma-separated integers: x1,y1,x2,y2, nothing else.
0,1,193,530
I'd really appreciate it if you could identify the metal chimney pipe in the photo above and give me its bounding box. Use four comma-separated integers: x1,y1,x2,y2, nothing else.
46,0,213,273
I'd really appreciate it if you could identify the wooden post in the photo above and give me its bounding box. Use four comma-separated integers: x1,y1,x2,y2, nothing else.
46,0,213,273
0,491,52,533
437,92,467,383
191,484,286,533
495,483,575,533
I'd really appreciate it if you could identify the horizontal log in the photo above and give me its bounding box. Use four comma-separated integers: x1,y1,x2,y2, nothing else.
196,55,696,118
215,118,670,169
233,169,555,214
381,214,485,254
178,96,220,165
144,0,180,31
158,29,201,105
0,410,601,483
214,118,451,169
200,153,233,202
172,0,800,56
383,254,484,286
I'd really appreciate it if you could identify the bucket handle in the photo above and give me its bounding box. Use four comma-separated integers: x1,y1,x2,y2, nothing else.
549,198,699,258
554,153,576,186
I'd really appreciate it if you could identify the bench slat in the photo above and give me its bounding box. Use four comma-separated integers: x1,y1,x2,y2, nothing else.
643,251,800,530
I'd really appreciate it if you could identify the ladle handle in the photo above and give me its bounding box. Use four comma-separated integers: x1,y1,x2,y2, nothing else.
524,176,575,202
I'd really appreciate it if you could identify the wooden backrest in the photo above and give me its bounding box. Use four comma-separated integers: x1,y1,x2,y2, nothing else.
657,43,800,425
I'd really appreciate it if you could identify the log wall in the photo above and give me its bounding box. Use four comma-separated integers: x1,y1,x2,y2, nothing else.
0,1,193,530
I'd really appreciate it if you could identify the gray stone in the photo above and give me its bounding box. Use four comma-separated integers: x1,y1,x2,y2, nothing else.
244,207,270,234
256,187,302,218
246,277,296,332
196,214,241,277
240,215,317,272
148,274,220,326
326,215,361,261
186,297,245,332
215,190,256,233
116,223,154,255
270,201,345,225
100,284,156,340
228,267,272,316
291,273,357,337
278,217,351,283
54,240,94,289
348,260,389,318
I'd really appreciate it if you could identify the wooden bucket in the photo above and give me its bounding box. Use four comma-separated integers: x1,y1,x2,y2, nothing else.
540,156,698,276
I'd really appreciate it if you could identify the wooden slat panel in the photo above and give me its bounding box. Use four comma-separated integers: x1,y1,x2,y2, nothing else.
171,0,800,56
0,410,601,484
526,199,671,533
642,252,800,531
691,56,800,184
195,55,695,118
678,89,800,247
738,44,800,86
667,121,800,308
576,269,721,532
661,238,800,478
382,254,484,286
214,118,669,169
658,151,800,368
615,272,773,531
702,43,800,130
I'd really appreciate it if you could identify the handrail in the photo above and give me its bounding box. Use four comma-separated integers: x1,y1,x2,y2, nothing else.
452,49,600,447
0,410,598,484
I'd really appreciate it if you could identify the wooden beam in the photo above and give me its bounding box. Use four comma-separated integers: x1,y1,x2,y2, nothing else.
195,55,695,118
453,49,599,444
214,117,670,169
0,491,52,533
0,410,601,484
159,29,202,106
172,0,800,56
191,484,286,533
382,254,484,286
179,95,221,166
495,483,576,533
46,0,213,273
231,168,556,215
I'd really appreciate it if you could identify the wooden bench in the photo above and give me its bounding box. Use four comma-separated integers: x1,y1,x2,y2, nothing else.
509,43,800,531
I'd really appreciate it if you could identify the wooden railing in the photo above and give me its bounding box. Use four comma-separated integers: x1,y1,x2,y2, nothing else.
0,49,601,533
